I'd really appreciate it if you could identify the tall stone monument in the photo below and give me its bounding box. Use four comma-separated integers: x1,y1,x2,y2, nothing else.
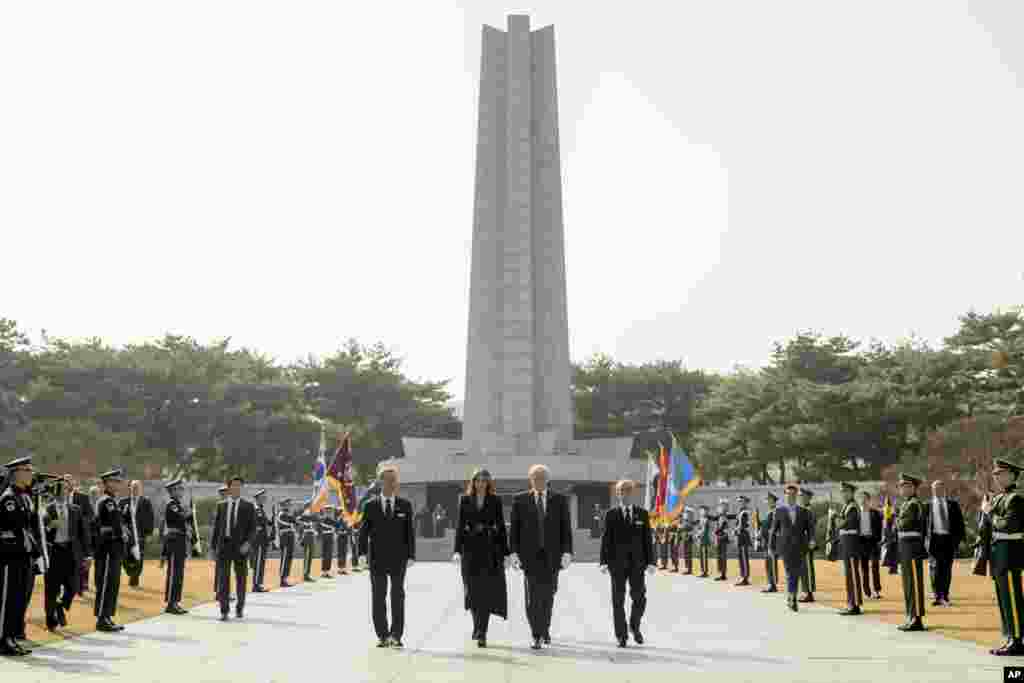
400,15,641,525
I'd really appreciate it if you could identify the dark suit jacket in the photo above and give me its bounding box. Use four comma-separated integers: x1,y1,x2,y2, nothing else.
357,496,416,570
72,491,95,544
210,498,257,560
924,497,966,555
769,503,814,562
599,505,654,571
43,501,92,564
508,490,573,572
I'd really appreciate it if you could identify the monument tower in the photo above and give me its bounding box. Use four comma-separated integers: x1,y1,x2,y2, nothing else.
400,15,640,525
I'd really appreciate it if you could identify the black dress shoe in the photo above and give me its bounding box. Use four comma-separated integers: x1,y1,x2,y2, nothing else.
617,637,627,648
631,628,644,644
253,586,266,593
542,634,551,644
993,639,1024,656
219,613,229,622
713,576,725,581
57,606,68,626
797,595,814,603
377,638,390,648
0,639,22,656
898,619,925,632
735,580,750,586
788,599,798,613
280,581,292,588
839,607,862,616
477,637,486,648
235,609,244,620
762,587,778,593
389,637,403,648
97,621,118,632
531,638,541,650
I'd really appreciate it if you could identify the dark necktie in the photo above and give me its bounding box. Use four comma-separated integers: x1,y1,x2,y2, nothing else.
536,494,545,548
938,499,947,531
386,499,392,519
624,506,630,524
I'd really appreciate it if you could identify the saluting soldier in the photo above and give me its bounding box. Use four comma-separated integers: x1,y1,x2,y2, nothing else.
680,508,696,575
797,488,817,603
161,478,193,615
697,505,712,577
761,492,779,593
94,468,128,632
320,506,336,578
276,498,296,588
983,458,1024,655
1,455,42,656
713,499,731,581
251,489,272,593
837,482,864,616
734,495,752,586
896,473,927,631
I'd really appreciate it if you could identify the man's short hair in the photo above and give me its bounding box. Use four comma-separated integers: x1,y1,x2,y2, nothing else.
378,463,399,477
528,464,550,478
615,479,634,492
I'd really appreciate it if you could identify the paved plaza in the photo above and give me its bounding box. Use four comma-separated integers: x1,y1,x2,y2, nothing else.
0,564,1007,682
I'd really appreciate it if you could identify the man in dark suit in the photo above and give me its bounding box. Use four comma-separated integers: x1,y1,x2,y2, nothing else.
769,483,815,612
42,477,93,631
857,490,884,600
121,480,155,588
925,479,965,606
599,479,655,647
357,463,416,648
68,477,94,596
509,463,573,651
210,476,257,621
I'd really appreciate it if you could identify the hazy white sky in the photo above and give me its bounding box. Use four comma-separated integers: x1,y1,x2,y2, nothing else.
2,1,1022,402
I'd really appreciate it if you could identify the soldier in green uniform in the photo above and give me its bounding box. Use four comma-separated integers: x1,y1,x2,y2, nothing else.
761,492,779,593
896,473,926,631
983,458,1024,656
734,495,752,586
837,481,864,615
797,488,817,603
697,505,712,577
667,518,681,572
680,507,695,575
713,498,731,581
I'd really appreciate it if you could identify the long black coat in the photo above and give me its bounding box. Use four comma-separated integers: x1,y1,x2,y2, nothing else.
454,494,509,618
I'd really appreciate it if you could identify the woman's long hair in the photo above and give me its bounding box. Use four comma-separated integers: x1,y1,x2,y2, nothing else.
464,468,496,497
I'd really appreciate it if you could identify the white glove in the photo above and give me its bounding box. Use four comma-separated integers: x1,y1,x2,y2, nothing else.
35,557,46,574
240,542,250,556
503,555,512,570
646,565,656,575
511,553,521,570
599,564,608,574
358,555,368,569
561,553,572,570
407,558,415,568
131,546,141,562
452,553,461,564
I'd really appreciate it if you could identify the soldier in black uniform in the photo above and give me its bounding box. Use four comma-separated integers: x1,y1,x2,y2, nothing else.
837,481,864,616
1,455,42,656
680,507,695,575
713,499,731,581
734,495,752,586
797,488,817,603
984,458,1024,655
161,478,193,615
276,498,296,588
94,468,128,632
761,492,779,593
251,489,272,592
299,502,318,582
319,506,336,578
896,473,926,631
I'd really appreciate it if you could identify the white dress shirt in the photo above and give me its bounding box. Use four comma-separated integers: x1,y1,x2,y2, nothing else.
931,497,949,534
54,501,70,544
859,506,872,536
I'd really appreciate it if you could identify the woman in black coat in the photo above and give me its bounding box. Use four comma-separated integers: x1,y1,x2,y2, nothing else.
452,468,510,648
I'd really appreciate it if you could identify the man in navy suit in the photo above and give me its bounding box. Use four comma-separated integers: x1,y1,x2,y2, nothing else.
599,479,655,647
509,464,573,650
357,464,416,648
769,483,815,612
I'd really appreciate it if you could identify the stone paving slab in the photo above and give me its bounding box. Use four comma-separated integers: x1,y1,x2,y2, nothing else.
0,564,1008,682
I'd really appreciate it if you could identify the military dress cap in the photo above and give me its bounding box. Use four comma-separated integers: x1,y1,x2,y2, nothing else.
993,459,1023,475
253,489,267,497
840,482,857,492
3,455,33,469
718,498,729,505
699,504,709,510
766,492,779,501
100,468,124,480
218,485,228,493
736,495,750,503
799,488,813,498
279,497,292,504
226,475,244,484
899,473,922,486
164,477,184,490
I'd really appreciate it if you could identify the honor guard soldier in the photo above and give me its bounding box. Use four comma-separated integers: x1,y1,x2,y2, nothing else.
1,456,41,656
94,468,128,632
734,496,752,586
838,482,864,615
667,518,681,572
680,508,696,575
276,499,296,587
761,492,780,593
299,502,318,582
984,459,1024,655
251,489,271,592
654,521,666,569
896,473,927,631
161,478,192,615
319,506,336,578
697,505,712,577
797,488,817,603
336,513,351,575
713,499,731,580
